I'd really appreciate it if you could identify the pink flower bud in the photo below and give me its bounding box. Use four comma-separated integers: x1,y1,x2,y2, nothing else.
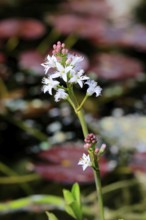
65,49,68,54
56,48,60,53
53,44,56,49
99,144,106,155
100,144,106,151
84,133,97,145
57,41,61,45
95,148,99,154
62,49,66,54
84,143,91,150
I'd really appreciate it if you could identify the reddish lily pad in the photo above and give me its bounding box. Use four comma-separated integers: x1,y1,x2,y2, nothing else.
0,52,6,63
61,0,110,18
34,143,114,184
129,152,146,173
90,53,143,80
0,18,45,39
122,25,146,51
92,25,127,46
92,24,146,51
0,19,20,38
19,19,46,40
19,50,44,75
46,14,106,39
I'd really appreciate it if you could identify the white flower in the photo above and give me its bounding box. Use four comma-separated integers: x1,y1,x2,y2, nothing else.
55,62,73,82
69,69,89,88
69,54,84,66
78,153,91,171
42,76,59,95
41,55,57,74
55,88,68,102
85,80,102,97
68,54,84,72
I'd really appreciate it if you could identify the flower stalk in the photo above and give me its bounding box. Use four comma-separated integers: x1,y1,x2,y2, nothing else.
77,110,105,220
41,41,105,220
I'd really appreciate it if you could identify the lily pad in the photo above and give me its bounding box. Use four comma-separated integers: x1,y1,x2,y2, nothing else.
19,50,44,75
34,143,113,184
90,53,143,80
0,18,46,39
130,152,146,173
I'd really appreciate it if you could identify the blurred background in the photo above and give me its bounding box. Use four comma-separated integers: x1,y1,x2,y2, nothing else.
0,0,146,219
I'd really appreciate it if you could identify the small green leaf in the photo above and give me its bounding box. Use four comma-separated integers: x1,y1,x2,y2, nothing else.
63,189,74,205
46,212,59,220
64,204,76,219
71,183,81,206
70,201,82,220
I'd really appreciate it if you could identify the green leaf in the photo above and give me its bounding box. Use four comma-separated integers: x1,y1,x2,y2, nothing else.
71,183,81,206
63,189,74,205
64,204,76,219
46,211,59,220
63,184,83,220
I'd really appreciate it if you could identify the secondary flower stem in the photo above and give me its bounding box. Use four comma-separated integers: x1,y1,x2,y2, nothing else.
77,94,88,112
67,97,76,112
77,110,105,220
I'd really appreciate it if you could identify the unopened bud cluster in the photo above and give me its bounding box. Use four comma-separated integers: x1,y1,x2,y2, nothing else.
80,133,107,171
84,133,97,150
83,133,106,156
52,41,68,56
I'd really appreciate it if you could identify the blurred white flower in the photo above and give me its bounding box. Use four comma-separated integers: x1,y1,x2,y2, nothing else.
55,62,73,82
69,55,84,66
55,88,68,102
86,80,102,97
42,76,59,95
41,55,57,74
69,69,89,87
78,153,91,171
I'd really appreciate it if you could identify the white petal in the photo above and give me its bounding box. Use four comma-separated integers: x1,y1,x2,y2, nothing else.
78,153,91,171
95,86,102,97
78,80,83,88
56,62,64,72
62,73,68,82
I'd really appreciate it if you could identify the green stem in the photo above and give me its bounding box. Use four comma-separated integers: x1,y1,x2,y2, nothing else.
93,163,105,220
0,78,8,98
37,29,61,54
77,94,88,111
0,195,64,214
67,96,76,112
1,114,48,142
68,86,79,108
0,174,40,184
0,162,33,194
76,110,105,220
76,110,88,137
67,85,105,219
64,34,78,49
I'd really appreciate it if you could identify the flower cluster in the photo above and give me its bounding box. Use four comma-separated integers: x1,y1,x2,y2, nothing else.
78,133,106,171
41,41,102,102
